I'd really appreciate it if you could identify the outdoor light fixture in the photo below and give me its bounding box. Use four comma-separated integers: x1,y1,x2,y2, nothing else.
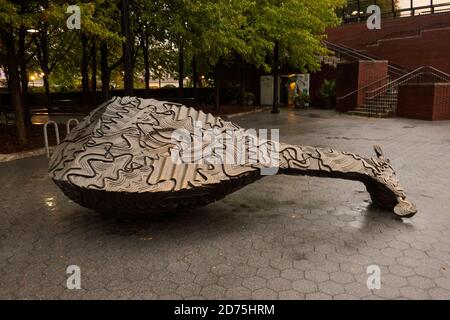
27,29,39,33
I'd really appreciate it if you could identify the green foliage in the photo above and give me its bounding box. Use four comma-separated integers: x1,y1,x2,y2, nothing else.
319,79,336,98
166,0,344,74
2,0,345,95
245,0,344,72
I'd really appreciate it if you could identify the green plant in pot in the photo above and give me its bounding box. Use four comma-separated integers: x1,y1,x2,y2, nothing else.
319,79,336,109
294,92,310,109
244,91,255,106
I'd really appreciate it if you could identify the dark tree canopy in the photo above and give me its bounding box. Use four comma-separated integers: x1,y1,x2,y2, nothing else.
0,0,344,143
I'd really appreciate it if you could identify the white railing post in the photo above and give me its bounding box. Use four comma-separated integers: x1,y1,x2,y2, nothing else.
66,118,80,135
44,120,60,158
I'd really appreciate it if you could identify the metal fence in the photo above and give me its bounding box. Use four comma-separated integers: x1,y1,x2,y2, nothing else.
341,1,450,24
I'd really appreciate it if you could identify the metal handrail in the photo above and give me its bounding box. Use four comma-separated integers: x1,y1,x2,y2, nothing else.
324,41,376,61
324,41,409,78
362,65,450,115
365,66,425,97
366,66,450,99
427,66,450,80
337,74,391,102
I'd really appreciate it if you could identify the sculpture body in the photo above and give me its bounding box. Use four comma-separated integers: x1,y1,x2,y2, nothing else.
49,97,417,217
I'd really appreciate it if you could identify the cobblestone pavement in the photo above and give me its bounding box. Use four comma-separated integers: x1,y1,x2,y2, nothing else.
1,109,450,300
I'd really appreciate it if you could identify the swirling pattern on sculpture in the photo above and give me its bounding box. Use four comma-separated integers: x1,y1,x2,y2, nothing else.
49,97,417,217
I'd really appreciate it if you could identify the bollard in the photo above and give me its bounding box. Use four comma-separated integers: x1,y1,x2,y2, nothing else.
44,121,60,158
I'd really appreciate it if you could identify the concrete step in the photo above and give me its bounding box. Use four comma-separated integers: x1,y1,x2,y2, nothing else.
347,109,391,118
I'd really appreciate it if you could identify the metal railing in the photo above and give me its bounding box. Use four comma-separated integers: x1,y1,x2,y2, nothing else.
342,1,450,24
44,118,80,158
323,41,409,77
336,74,393,112
336,66,450,116
328,40,410,112
364,66,450,115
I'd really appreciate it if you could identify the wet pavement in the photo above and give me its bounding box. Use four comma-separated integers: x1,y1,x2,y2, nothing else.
1,108,450,300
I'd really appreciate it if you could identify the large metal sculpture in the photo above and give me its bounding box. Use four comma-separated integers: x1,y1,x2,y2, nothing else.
49,97,417,217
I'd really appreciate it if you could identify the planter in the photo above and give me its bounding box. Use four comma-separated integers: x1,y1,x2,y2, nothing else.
322,97,336,109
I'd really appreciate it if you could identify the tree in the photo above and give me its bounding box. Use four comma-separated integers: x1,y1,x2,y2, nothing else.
75,1,121,106
17,0,40,132
179,0,343,110
33,1,78,108
172,0,250,109
132,0,168,94
0,0,39,144
245,0,344,112
92,2,123,101
121,0,133,96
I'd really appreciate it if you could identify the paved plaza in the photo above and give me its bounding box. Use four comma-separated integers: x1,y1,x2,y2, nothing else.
1,108,450,300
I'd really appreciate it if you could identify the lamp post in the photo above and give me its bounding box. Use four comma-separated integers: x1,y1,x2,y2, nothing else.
272,41,280,114
121,0,133,96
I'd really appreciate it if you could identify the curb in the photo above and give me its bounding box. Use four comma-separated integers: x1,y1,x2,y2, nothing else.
0,109,269,164
223,108,269,119
0,147,51,163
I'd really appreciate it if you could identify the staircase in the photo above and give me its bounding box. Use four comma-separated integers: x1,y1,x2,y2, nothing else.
347,87,398,117
325,41,450,117
343,66,450,117
324,41,405,117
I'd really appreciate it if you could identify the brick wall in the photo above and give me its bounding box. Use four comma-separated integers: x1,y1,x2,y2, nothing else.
397,83,450,120
327,12,450,74
357,61,388,106
434,84,450,120
335,62,359,112
335,60,388,112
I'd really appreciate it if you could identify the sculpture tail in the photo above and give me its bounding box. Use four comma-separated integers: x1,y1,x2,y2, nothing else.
277,144,417,218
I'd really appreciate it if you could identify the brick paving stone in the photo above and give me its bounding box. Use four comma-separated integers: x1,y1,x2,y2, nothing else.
1,109,450,299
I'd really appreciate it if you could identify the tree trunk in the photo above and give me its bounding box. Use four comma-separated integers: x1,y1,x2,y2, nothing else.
81,34,90,107
214,64,220,111
39,32,51,108
90,41,97,107
192,55,198,105
178,43,184,98
100,42,111,102
240,55,246,107
18,26,31,132
121,0,134,96
141,36,150,95
2,31,28,144
272,41,280,114
42,75,50,109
